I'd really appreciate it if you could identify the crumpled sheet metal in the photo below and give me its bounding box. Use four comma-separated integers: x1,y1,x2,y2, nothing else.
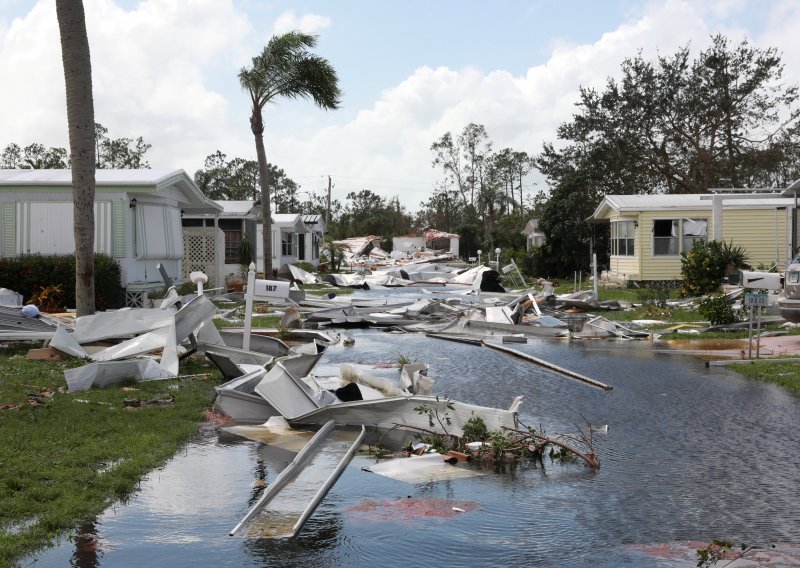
64,359,175,392
72,307,176,344
49,324,89,358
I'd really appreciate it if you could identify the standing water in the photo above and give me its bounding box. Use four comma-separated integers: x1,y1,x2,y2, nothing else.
24,325,800,567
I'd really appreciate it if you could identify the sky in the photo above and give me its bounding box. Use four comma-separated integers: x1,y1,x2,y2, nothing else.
1,0,799,210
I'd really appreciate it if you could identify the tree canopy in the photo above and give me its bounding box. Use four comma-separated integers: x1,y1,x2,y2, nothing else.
1,123,150,170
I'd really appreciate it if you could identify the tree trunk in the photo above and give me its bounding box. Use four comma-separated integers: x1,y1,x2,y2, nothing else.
56,0,95,316
252,110,272,276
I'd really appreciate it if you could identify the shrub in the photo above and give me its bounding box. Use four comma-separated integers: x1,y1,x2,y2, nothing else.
680,240,750,297
0,253,124,311
698,294,737,325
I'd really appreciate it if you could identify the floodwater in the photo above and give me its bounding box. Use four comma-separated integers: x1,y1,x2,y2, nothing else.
23,305,800,567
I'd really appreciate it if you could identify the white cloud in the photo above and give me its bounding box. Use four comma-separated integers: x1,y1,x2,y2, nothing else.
271,10,331,36
0,0,253,170
2,0,799,211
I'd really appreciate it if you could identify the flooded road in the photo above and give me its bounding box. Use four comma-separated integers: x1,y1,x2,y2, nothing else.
24,323,800,567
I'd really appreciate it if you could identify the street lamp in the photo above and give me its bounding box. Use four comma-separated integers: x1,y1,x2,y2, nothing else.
495,247,501,267
477,249,482,265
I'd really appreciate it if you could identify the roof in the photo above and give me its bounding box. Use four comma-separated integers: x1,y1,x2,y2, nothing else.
272,213,302,224
521,219,543,235
592,193,795,220
1,168,177,185
424,228,459,240
213,200,254,215
0,168,222,213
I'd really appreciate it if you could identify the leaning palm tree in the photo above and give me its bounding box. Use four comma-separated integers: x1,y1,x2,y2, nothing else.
239,32,341,276
56,0,96,316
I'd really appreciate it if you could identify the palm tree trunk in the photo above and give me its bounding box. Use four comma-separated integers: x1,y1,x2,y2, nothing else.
56,0,95,316
252,111,272,276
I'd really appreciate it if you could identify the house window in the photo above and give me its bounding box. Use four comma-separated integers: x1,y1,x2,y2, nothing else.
653,219,679,255
652,218,707,256
219,219,242,264
682,219,707,252
312,234,320,260
297,233,306,261
281,231,293,256
611,220,635,256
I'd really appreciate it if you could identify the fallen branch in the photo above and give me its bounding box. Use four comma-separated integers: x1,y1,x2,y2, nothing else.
502,426,600,470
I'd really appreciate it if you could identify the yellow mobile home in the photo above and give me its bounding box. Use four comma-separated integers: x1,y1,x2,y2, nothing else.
591,193,796,286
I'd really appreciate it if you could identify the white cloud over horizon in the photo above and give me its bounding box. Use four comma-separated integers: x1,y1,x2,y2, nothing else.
1,0,799,209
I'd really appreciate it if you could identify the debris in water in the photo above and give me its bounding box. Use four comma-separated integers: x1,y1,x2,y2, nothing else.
347,498,478,521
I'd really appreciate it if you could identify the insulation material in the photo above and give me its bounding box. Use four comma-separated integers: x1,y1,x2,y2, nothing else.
363,453,484,483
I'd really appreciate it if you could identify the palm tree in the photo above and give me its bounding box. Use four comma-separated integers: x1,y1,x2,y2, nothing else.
239,31,341,276
56,0,96,316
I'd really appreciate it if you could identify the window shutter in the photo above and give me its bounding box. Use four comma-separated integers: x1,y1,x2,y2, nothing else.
1,203,16,257
112,200,126,257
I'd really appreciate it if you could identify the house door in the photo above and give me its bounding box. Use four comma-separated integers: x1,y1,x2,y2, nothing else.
298,233,306,261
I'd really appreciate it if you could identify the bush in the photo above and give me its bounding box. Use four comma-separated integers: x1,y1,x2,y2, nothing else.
698,294,737,325
0,253,124,311
680,240,750,297
293,262,316,273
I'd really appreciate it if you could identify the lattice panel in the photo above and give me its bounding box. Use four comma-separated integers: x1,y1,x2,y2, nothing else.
183,228,219,287
125,290,145,308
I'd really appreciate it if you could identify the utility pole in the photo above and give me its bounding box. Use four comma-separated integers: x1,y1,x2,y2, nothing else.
326,175,331,229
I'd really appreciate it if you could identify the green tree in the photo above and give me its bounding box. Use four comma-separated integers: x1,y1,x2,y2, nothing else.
194,152,299,203
561,35,800,193
95,123,151,169
239,31,341,275
417,182,462,232
21,143,69,169
56,0,96,316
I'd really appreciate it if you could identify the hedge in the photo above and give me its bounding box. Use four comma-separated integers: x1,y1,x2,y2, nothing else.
0,253,124,311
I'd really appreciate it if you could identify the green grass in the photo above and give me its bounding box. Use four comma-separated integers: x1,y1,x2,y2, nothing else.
730,359,800,392
0,343,223,565
213,314,283,329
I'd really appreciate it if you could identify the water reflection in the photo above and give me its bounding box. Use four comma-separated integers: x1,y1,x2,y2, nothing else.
70,523,101,568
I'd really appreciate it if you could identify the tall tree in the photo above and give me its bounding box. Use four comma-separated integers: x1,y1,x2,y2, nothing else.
95,122,151,168
239,31,340,275
562,35,800,193
56,0,95,316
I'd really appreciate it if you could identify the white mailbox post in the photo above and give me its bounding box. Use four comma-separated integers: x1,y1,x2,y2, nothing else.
243,263,291,351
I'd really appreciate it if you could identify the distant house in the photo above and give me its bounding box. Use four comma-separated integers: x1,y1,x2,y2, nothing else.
392,234,426,255
521,219,545,251
392,229,459,257
259,213,308,272
0,169,221,306
301,214,326,267
181,200,257,286
591,191,797,285
183,205,326,284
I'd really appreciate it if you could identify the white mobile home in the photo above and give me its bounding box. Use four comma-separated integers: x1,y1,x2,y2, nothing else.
0,169,221,305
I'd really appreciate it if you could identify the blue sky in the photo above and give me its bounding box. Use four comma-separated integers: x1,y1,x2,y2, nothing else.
1,0,798,209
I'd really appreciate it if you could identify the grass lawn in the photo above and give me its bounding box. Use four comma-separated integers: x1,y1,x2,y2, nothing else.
0,343,223,565
727,359,800,392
